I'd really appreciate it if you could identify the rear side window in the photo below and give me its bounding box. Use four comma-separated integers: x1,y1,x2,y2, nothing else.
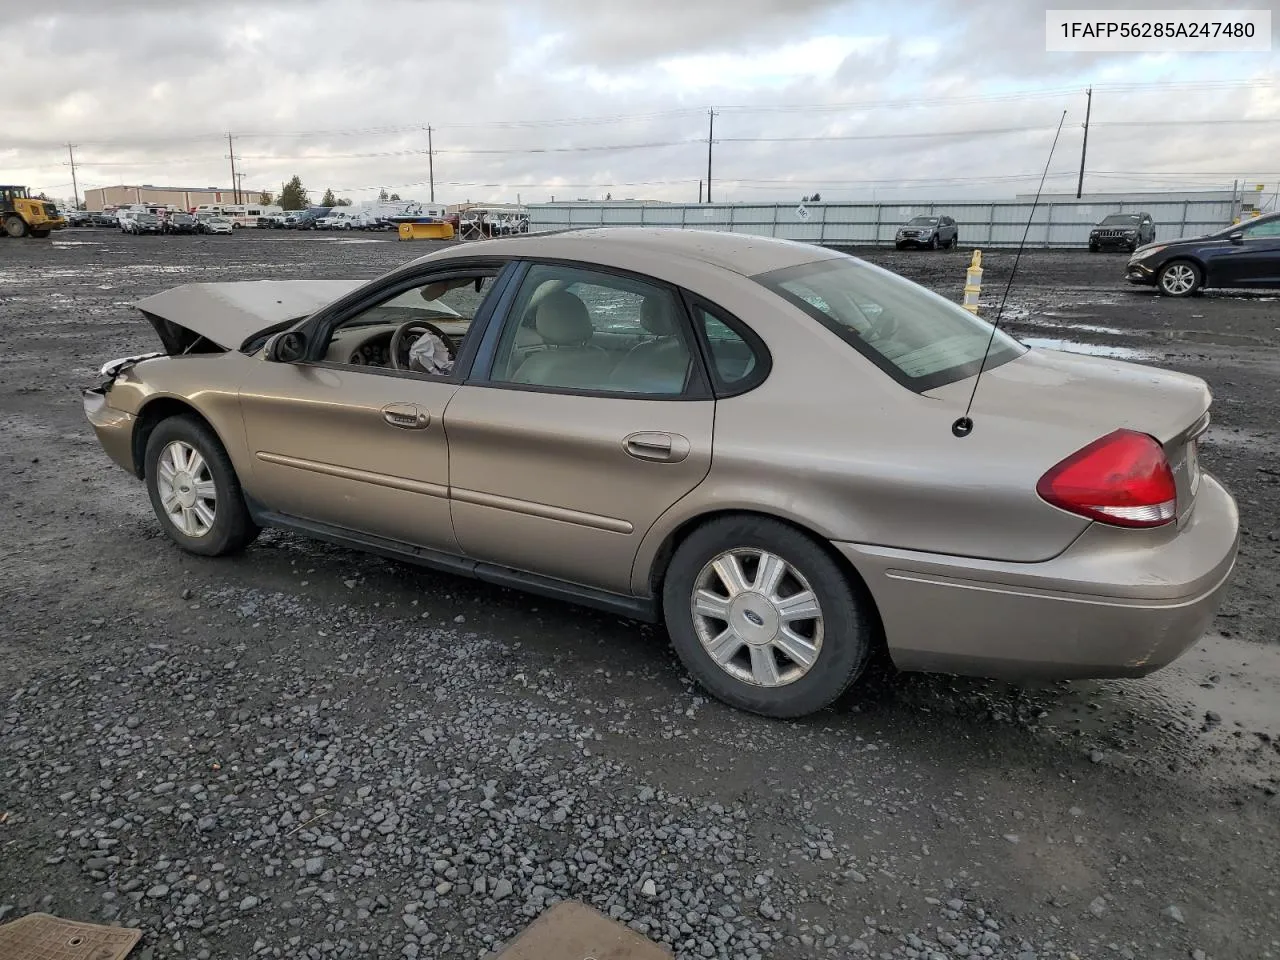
755,256,1025,392
688,301,770,396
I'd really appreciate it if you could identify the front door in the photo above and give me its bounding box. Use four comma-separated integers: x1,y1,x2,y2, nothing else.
446,261,715,595
1211,217,1280,287
239,266,508,552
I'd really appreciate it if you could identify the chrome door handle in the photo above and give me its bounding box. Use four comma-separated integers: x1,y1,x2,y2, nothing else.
381,403,430,429
624,432,690,463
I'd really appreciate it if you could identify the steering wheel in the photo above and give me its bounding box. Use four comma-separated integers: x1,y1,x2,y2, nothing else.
389,319,455,371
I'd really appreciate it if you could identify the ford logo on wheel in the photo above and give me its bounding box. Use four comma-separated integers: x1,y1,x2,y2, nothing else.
743,610,765,627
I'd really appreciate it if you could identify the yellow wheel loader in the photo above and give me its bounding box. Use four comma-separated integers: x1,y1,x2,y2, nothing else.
1,185,67,238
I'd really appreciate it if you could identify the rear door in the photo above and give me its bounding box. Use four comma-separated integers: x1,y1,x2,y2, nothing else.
444,260,715,595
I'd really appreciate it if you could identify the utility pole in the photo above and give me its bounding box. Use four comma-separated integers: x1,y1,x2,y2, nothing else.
427,124,437,203
66,144,80,211
706,109,716,203
698,180,703,204
236,172,247,203
1076,87,1092,199
227,133,239,204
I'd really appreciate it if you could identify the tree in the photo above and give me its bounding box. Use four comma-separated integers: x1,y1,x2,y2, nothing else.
389,193,400,201
321,188,337,206
811,192,821,202
258,190,274,206
336,197,352,206
278,175,309,210
378,188,389,201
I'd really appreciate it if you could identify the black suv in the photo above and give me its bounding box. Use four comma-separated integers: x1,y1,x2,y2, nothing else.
895,215,958,250
1089,212,1154,252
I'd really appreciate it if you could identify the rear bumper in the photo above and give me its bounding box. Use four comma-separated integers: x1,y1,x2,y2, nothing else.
83,388,138,475
835,474,1239,680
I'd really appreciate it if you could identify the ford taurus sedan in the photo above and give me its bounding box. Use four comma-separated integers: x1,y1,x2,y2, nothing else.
82,228,1239,718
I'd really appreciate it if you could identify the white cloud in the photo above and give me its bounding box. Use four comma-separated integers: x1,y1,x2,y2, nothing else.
4,0,1277,208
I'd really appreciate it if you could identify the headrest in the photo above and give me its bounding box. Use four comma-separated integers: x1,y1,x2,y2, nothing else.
535,291,592,345
640,296,677,335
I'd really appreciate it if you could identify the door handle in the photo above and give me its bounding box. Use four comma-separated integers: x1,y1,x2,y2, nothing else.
623,432,690,463
381,403,430,429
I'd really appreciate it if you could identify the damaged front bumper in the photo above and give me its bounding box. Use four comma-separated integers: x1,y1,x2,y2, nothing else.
1124,261,1157,286
82,353,161,475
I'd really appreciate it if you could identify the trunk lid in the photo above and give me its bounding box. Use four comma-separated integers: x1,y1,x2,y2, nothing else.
928,346,1210,525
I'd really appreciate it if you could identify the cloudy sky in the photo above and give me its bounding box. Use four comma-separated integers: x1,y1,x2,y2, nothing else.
6,0,1278,208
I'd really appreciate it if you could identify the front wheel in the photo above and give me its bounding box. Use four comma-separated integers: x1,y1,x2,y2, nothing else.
1157,260,1202,297
144,415,260,557
928,235,938,250
5,215,29,237
662,516,874,718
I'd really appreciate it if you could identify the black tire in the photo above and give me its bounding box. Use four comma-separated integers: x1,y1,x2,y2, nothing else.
5,215,29,238
30,228,51,238
1156,260,1203,298
144,414,260,557
894,242,905,251
1088,243,1099,253
928,235,938,250
662,516,874,719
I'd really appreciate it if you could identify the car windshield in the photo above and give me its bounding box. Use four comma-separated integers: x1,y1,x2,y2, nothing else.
755,256,1025,391
907,217,939,226
1101,214,1141,225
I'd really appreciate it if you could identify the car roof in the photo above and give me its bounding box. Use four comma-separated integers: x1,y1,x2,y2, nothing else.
409,227,844,278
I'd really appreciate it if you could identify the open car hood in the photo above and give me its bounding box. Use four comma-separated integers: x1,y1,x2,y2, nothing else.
135,279,366,353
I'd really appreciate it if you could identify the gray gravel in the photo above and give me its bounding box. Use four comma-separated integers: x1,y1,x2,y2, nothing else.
2,232,1279,959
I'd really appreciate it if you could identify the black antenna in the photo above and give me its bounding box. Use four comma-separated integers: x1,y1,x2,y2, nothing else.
952,109,1068,439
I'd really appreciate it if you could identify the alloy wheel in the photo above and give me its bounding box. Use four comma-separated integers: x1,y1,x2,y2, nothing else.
690,548,824,687
156,440,217,538
1160,263,1197,295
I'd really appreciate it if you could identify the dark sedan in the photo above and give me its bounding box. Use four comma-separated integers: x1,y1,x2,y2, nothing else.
164,213,199,235
1125,212,1280,297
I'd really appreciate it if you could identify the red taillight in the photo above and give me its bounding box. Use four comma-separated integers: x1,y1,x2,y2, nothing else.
1036,429,1177,528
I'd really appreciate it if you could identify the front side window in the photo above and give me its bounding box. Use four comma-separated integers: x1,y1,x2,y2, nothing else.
755,256,1025,391
1241,217,1280,239
489,263,695,395
320,272,499,374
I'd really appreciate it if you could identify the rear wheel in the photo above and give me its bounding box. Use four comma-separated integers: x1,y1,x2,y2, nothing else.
662,516,874,718
144,415,260,557
1157,260,1202,297
30,228,50,238
4,215,28,238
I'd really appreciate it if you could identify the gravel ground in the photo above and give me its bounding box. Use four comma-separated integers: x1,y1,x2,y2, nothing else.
1,230,1278,960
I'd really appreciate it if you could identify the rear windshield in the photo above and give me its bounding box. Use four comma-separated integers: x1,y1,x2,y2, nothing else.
754,256,1025,392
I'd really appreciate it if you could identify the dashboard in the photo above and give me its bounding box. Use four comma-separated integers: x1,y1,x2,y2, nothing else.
323,318,470,369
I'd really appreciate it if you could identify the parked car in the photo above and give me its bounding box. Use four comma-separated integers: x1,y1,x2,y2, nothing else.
257,213,287,229
198,216,234,235
1125,211,1280,297
90,211,119,227
82,229,1237,719
124,213,162,235
65,209,92,227
1089,212,1155,252
288,207,332,230
164,213,199,235
895,215,958,250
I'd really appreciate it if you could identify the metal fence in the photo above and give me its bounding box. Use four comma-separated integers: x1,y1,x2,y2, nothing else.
527,198,1237,248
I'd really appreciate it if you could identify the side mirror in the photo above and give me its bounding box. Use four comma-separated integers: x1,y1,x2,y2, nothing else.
1228,232,1245,245
265,331,307,363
